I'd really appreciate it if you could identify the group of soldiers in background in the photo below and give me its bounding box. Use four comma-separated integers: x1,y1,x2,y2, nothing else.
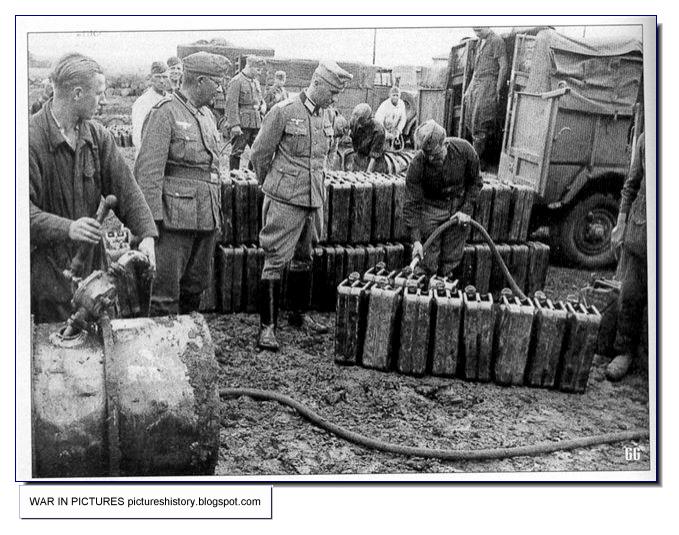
29,26,647,382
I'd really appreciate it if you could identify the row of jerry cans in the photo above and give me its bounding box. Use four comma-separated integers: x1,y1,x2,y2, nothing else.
455,241,550,297
109,125,134,148
336,276,601,393
200,242,411,314
322,171,407,244
470,181,535,244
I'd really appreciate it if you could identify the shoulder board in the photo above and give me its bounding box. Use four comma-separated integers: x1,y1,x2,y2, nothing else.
152,96,173,109
279,97,296,108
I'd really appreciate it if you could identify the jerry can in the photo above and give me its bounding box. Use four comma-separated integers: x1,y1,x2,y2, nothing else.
462,286,495,381
335,273,372,365
430,278,463,376
397,280,433,376
364,244,380,273
362,277,403,371
384,242,405,271
580,278,621,357
333,245,347,298
220,175,235,245
493,290,535,386
311,246,325,311
508,244,529,294
350,178,373,244
331,180,351,243
393,266,426,289
391,176,407,241
556,299,602,393
246,172,260,243
244,245,264,313
525,291,568,388
217,245,245,313
321,180,332,243
458,245,476,288
320,245,338,312
232,172,250,244
489,244,512,295
371,177,393,243
199,251,217,313
472,184,493,243
508,185,534,243
363,261,390,283
489,182,512,242
474,243,492,294
527,242,551,295
344,245,366,277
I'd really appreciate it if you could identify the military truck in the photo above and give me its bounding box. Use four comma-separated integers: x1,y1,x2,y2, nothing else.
424,28,644,268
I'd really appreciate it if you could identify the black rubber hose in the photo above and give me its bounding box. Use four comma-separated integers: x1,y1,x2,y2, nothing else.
220,388,648,461
421,217,527,300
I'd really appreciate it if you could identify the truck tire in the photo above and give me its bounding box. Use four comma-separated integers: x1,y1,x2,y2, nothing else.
553,192,619,269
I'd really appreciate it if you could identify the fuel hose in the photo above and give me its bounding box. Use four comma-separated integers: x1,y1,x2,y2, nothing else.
220,388,648,461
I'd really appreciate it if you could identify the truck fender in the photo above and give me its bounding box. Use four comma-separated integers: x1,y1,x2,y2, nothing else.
549,168,626,210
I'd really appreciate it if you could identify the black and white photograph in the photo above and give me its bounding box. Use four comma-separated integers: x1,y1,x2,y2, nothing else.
15,13,657,489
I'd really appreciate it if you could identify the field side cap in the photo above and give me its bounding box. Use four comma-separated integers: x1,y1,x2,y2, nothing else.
151,61,168,75
183,52,231,77
314,61,353,90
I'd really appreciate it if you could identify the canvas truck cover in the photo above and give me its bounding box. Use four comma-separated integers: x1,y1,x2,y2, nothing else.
524,29,643,115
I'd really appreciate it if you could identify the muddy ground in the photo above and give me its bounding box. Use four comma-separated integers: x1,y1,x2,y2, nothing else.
211,266,650,477
113,146,651,477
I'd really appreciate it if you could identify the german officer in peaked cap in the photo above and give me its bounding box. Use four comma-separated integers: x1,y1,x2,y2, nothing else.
251,61,352,351
135,51,231,315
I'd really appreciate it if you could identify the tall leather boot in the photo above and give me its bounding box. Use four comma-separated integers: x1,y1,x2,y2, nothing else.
179,292,202,314
257,278,280,351
229,155,241,172
286,267,328,334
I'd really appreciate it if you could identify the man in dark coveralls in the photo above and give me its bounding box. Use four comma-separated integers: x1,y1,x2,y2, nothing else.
404,120,482,277
463,27,507,169
349,103,387,173
250,61,353,351
606,132,648,381
225,55,267,171
30,53,157,323
135,52,231,315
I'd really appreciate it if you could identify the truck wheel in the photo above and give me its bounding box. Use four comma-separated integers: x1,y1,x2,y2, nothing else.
553,192,619,269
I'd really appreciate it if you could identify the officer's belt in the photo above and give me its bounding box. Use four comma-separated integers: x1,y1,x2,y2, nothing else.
471,73,498,81
165,165,220,184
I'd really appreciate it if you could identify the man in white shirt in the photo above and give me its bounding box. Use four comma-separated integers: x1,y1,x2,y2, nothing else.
374,86,407,148
131,61,170,150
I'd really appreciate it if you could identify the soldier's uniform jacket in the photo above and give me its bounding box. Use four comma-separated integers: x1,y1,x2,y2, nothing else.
473,31,506,80
225,71,264,130
621,133,646,258
404,137,482,243
251,92,335,209
134,91,221,232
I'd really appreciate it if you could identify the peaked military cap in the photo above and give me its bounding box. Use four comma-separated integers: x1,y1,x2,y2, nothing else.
183,52,231,77
314,61,353,90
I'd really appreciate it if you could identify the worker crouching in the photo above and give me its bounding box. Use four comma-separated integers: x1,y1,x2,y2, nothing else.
404,120,483,276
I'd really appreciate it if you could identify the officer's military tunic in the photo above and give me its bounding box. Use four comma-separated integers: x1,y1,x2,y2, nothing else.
403,137,482,276
250,91,335,279
134,90,221,314
226,71,264,169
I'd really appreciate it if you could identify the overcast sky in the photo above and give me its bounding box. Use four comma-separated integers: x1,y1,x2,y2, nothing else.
28,24,643,75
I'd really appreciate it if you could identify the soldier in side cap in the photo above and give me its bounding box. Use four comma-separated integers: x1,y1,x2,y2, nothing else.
349,102,387,173
135,51,231,315
404,119,483,278
225,55,267,171
251,60,352,351
131,60,170,151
